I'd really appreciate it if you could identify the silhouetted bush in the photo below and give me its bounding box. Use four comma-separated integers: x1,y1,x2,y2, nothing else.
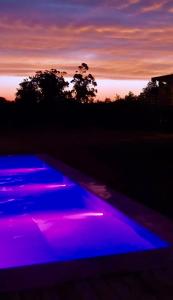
0,66,173,132
0,99,172,132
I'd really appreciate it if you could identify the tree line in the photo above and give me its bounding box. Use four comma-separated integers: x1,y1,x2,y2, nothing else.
15,63,97,105
0,63,171,131
0,63,160,105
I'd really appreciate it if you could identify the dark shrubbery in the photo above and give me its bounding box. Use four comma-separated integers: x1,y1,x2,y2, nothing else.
0,65,173,132
0,100,172,132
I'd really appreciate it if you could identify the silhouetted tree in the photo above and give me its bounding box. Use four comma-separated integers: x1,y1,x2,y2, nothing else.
105,98,112,103
15,69,69,105
114,94,121,101
124,91,137,102
71,63,97,103
95,99,102,103
33,69,69,103
15,78,41,105
139,81,159,103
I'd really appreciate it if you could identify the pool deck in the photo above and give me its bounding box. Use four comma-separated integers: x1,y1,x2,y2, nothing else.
1,154,173,298
2,264,173,299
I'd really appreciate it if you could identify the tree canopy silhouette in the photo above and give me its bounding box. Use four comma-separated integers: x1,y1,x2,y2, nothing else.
15,69,69,105
33,69,69,103
71,63,97,103
16,78,41,105
15,64,97,105
139,81,159,103
124,91,137,102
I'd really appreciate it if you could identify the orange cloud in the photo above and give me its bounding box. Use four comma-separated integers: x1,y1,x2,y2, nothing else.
0,0,172,83
141,1,167,12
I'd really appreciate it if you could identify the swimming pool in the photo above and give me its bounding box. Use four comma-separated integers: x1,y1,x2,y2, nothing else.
0,154,169,274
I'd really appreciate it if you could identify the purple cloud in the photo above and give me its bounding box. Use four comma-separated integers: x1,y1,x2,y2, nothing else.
0,0,172,80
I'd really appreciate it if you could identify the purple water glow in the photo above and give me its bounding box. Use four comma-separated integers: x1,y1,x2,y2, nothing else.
0,155,168,269
0,167,48,176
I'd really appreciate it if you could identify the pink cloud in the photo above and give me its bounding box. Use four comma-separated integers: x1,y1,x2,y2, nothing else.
0,0,172,99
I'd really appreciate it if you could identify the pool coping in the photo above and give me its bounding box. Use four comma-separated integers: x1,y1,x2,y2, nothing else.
1,153,173,292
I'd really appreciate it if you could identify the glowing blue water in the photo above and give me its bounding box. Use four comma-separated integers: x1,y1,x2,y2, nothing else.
0,155,168,269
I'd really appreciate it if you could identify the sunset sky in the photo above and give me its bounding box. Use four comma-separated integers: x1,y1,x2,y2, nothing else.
0,0,172,100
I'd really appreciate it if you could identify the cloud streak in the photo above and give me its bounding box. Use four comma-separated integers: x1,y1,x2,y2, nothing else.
0,0,172,82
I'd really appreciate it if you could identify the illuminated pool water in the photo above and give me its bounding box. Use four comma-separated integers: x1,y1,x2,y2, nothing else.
0,155,168,269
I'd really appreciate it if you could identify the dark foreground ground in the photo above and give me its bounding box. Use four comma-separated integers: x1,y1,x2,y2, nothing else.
1,129,173,299
1,128,173,220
